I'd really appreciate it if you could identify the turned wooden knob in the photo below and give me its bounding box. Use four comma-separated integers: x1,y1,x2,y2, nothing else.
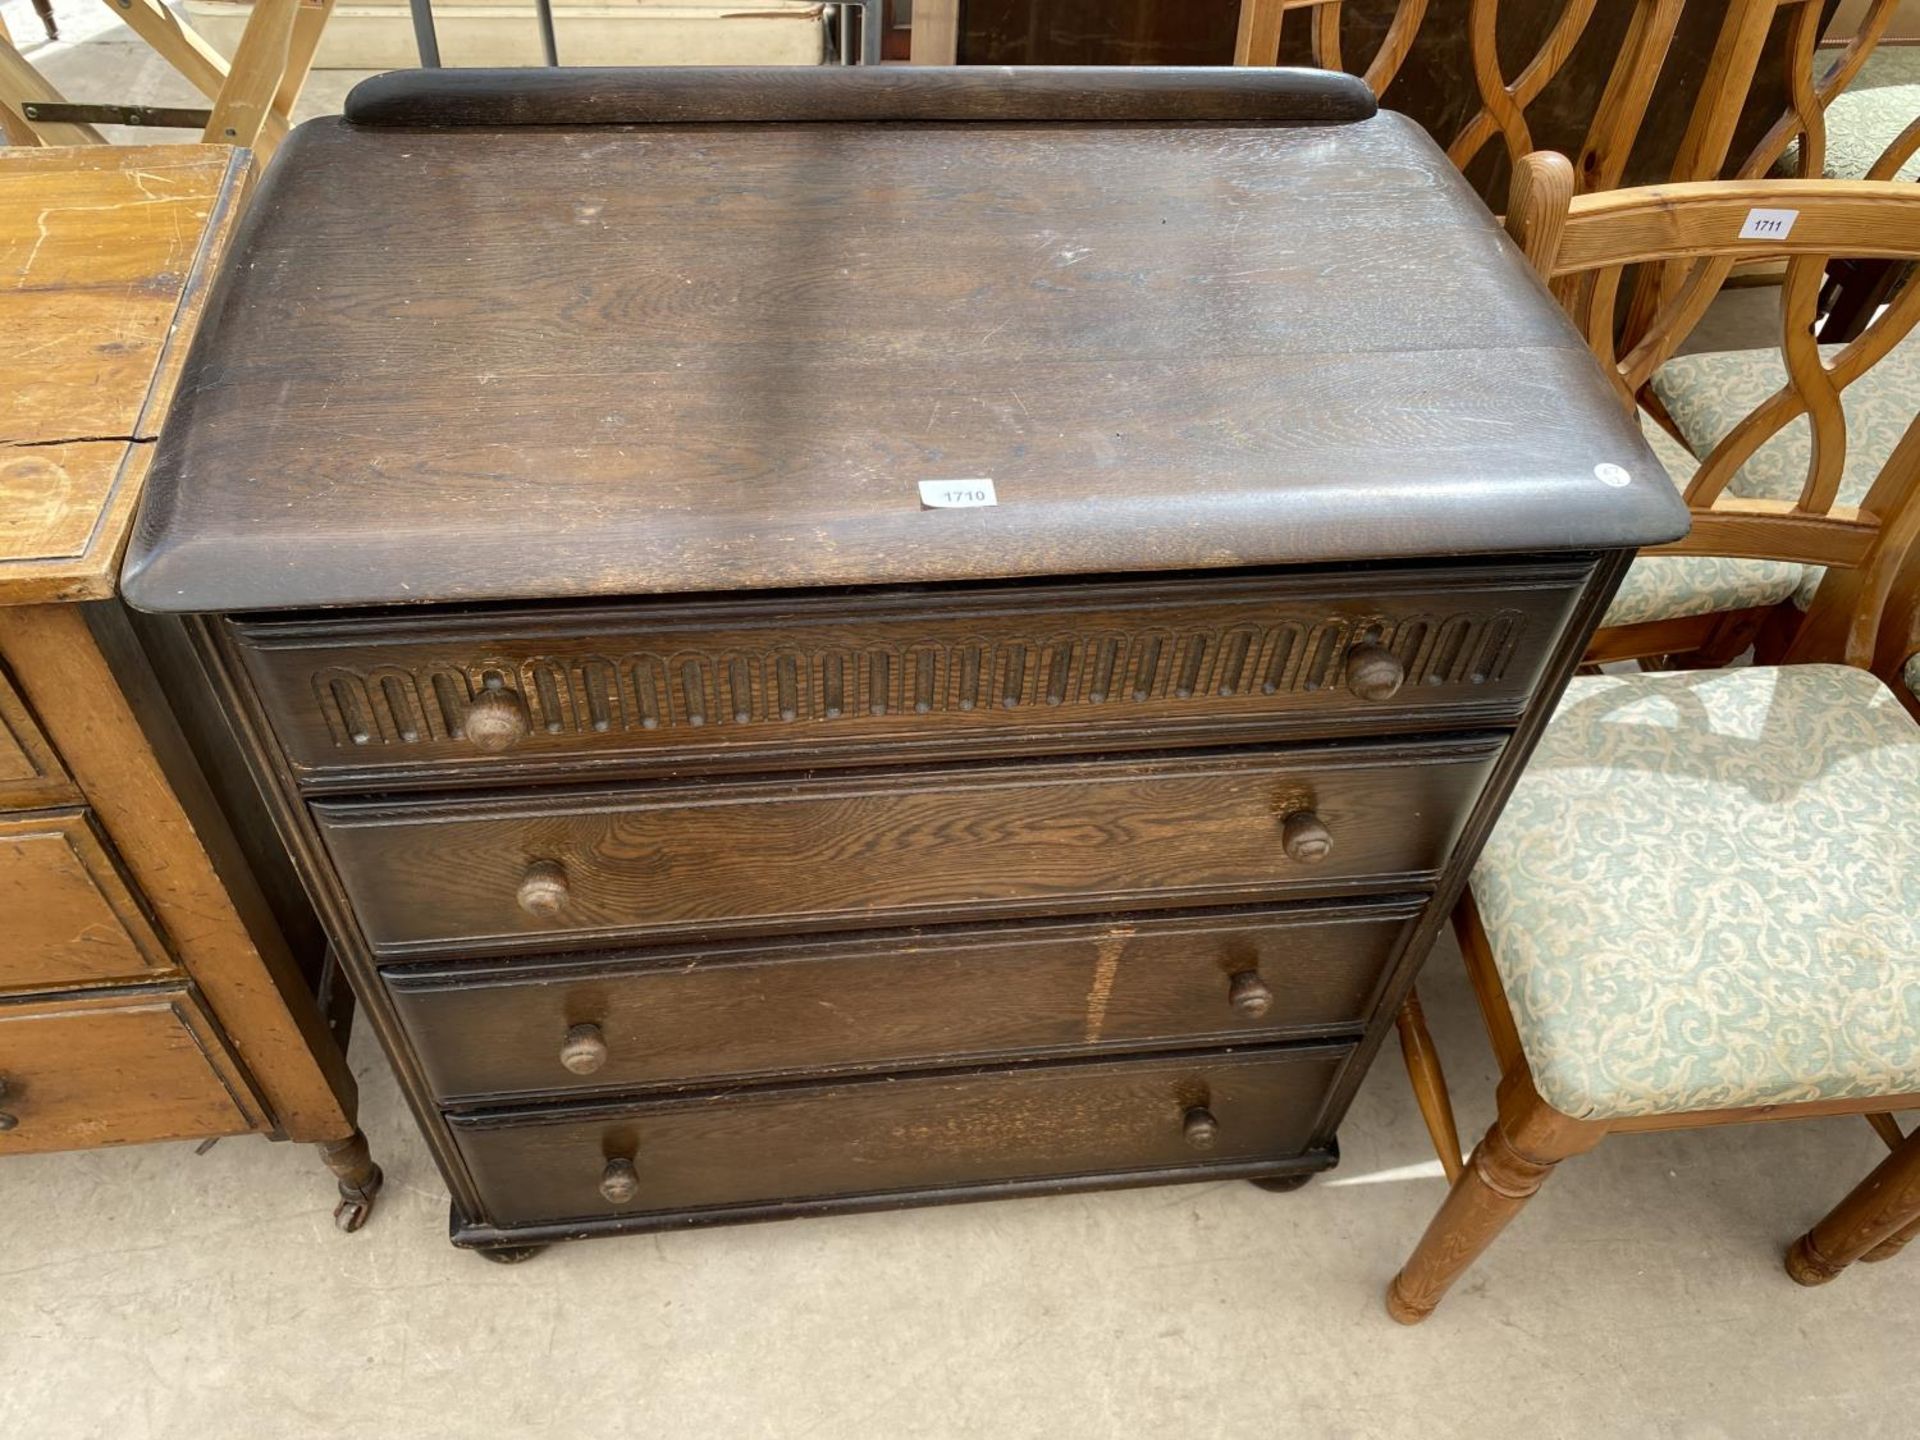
560,1023,608,1075
1281,810,1333,865
599,1156,640,1205
1345,644,1405,702
465,686,530,752
1183,1106,1219,1150
517,860,570,918
1228,970,1273,1018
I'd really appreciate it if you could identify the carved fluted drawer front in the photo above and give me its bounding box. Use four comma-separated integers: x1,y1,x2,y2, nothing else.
0,809,177,992
233,563,1587,790
448,1044,1350,1229
314,736,1501,957
387,899,1420,1102
0,985,263,1156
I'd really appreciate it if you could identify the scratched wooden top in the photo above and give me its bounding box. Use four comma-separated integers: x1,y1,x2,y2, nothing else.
123,68,1686,614
1,145,248,606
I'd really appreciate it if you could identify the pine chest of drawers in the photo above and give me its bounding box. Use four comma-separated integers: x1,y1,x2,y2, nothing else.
123,66,1687,1257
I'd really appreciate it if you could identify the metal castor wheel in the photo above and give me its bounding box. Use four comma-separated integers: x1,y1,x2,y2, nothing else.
475,1244,549,1265
1249,1173,1314,1194
333,1163,385,1233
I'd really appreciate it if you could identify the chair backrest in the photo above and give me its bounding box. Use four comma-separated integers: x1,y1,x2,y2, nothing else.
1235,0,1681,192
1506,150,1920,667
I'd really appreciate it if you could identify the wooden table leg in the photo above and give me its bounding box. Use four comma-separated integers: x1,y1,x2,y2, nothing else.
1786,1125,1920,1285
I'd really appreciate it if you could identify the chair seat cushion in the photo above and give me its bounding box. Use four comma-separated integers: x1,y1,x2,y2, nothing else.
1907,651,1920,702
1781,45,1920,182
1601,416,1807,629
1472,664,1920,1121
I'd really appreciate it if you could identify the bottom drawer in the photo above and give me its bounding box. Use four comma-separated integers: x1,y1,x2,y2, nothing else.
0,985,264,1154
451,1044,1350,1230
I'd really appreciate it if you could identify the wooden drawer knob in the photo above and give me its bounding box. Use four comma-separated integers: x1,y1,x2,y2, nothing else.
1281,810,1333,865
1183,1106,1219,1150
599,1156,640,1205
465,686,530,752
1345,644,1405,701
1228,970,1273,1018
517,860,570,918
560,1023,608,1075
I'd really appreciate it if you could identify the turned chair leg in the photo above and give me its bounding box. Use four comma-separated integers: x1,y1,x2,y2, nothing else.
1786,1124,1920,1286
317,1129,385,1234
1387,1076,1601,1324
1396,986,1464,1182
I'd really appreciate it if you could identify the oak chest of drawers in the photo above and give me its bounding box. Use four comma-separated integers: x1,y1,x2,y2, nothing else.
122,66,1687,1257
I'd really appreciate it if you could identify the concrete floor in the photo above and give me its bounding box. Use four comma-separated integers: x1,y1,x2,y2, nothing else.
4,928,1915,1440
8,12,1917,1438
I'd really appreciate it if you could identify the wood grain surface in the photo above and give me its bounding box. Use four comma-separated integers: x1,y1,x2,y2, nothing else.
386,899,1421,1101
342,63,1379,127
123,89,1685,614
447,1044,1350,1227
1,146,247,604
0,985,264,1154
0,663,70,809
233,563,1588,788
0,807,178,992
316,735,1500,954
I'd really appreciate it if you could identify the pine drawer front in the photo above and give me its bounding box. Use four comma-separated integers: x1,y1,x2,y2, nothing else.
234,563,1587,790
450,1044,1351,1229
388,899,1421,1102
0,667,72,812
315,736,1502,957
0,985,263,1155
0,808,177,992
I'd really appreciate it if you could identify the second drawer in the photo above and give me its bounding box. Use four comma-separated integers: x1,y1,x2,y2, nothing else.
316,735,1501,956
387,898,1423,1103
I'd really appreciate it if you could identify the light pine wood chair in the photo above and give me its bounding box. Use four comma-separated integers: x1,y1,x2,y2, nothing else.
1386,155,1920,1324
1508,146,1920,670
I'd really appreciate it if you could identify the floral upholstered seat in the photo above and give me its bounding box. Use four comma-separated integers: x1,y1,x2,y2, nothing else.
1782,44,1920,183
1471,664,1920,1121
1908,652,1920,703
1600,417,1808,628
1598,331,1920,630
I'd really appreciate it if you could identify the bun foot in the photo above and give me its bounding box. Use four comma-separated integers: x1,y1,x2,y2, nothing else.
476,1243,548,1265
1250,1173,1313,1194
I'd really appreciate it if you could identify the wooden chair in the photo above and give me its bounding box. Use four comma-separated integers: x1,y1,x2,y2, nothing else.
1512,146,1920,669
1385,156,1920,1324
1,0,333,158
1232,0,1683,191
1789,1116,1920,1283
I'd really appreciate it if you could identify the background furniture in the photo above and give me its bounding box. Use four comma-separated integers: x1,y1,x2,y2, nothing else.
1388,161,1920,1322
0,143,380,1231
121,66,1683,1259
0,0,335,156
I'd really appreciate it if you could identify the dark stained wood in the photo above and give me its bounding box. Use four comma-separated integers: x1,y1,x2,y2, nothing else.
124,71,1674,1251
123,85,1685,614
448,1044,1351,1228
0,984,264,1154
342,63,1378,127
233,563,1589,790
315,736,1501,955
385,900,1421,1101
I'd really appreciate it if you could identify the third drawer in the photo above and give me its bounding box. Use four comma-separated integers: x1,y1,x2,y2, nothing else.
387,898,1424,1104
315,734,1502,956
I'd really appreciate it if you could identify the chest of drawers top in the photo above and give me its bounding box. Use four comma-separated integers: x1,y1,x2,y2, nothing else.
121,66,1684,619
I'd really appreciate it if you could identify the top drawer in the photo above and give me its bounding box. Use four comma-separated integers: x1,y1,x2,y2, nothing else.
233,563,1589,789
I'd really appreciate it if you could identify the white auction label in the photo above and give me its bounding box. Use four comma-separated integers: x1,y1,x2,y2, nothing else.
918,479,998,509
1738,208,1798,241
1594,462,1632,488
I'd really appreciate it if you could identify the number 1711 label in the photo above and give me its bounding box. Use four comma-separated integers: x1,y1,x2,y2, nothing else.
918,479,999,509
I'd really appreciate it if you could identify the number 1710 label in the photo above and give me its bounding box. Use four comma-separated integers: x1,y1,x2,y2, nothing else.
918,479,999,509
